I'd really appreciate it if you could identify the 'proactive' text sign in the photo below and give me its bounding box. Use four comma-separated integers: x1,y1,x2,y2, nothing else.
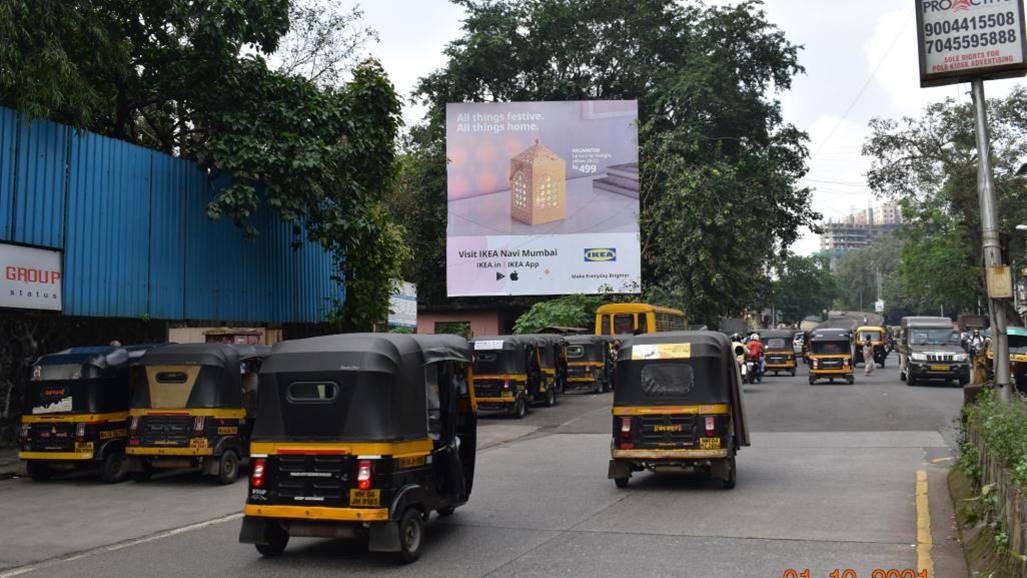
916,0,1027,87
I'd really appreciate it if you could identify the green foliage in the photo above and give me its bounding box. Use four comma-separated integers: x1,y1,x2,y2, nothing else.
963,388,1027,490
400,0,817,319
864,89,1027,315
0,2,406,329
832,233,902,312
768,254,839,325
513,295,604,334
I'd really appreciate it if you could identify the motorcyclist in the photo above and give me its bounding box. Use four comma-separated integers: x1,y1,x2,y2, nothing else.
968,330,985,360
746,333,765,377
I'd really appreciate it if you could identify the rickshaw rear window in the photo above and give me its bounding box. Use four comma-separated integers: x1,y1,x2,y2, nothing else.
475,352,497,363
155,371,188,383
812,341,848,354
766,338,787,349
567,345,585,358
613,314,634,334
861,331,881,341
640,363,694,397
36,364,82,381
287,382,338,402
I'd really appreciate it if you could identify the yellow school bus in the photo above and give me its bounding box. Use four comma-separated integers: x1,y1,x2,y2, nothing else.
595,303,687,336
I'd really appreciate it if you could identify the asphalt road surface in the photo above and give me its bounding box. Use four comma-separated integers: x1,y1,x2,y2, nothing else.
0,362,968,578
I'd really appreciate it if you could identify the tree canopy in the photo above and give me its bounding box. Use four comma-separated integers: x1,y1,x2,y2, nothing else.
863,88,1027,318
0,0,406,328
768,254,839,325
399,0,817,322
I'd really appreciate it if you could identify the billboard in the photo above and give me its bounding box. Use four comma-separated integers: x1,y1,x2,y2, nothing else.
446,100,641,297
388,280,417,329
0,243,62,311
916,0,1027,87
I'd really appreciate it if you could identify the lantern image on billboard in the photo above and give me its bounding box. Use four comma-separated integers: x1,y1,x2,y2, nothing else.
509,138,566,226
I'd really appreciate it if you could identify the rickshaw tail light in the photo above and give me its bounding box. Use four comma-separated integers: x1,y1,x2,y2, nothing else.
251,458,266,488
704,416,715,436
357,460,373,490
502,380,510,390
619,417,632,436
193,416,205,433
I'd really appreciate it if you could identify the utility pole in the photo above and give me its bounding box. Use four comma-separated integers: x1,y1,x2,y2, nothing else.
972,79,1012,402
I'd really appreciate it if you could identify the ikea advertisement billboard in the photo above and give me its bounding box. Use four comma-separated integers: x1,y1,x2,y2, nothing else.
446,100,641,297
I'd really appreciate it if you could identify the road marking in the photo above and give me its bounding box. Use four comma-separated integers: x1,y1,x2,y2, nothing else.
930,456,954,463
0,512,243,577
916,470,934,577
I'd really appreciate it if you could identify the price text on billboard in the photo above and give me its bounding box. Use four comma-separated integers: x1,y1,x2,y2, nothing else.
916,0,1027,87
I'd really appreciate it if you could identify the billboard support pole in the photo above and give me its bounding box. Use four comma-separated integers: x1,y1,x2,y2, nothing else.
971,79,1012,402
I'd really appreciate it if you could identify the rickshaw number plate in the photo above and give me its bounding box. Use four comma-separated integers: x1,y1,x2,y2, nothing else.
74,442,94,453
699,438,721,450
217,426,238,435
189,437,208,449
929,364,949,371
350,489,380,507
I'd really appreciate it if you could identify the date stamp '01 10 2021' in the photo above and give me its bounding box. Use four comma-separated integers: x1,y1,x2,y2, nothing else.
782,571,929,578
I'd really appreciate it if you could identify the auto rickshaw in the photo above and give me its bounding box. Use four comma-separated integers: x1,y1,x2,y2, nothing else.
470,336,543,418
807,329,854,385
528,334,568,398
18,345,151,482
854,326,888,368
564,335,614,394
607,332,750,489
238,334,477,564
759,330,797,376
985,327,1027,393
126,343,268,484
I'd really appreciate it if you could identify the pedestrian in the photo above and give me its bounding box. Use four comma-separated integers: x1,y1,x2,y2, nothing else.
863,338,875,376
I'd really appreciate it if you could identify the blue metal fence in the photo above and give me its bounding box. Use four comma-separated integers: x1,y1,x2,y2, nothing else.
0,107,343,323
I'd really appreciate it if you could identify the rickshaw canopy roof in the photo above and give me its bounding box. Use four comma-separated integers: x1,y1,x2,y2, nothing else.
136,342,263,368
757,329,794,340
265,333,471,375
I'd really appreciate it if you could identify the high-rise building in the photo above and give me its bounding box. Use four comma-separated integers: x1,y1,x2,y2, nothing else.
818,202,903,269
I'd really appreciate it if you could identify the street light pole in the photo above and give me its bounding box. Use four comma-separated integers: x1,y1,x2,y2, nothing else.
972,79,1012,401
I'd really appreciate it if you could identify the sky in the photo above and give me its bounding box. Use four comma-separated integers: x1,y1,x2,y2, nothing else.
347,0,1026,255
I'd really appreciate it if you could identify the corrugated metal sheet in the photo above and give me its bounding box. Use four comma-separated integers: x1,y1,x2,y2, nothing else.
13,116,68,248
0,107,343,323
0,108,16,240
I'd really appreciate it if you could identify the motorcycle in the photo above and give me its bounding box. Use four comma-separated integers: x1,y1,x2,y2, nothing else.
744,353,763,384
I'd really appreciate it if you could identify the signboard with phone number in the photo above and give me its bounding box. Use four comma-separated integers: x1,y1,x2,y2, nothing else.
916,0,1027,87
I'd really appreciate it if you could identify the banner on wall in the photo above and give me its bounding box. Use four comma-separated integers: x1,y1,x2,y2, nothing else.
446,100,641,297
0,243,62,311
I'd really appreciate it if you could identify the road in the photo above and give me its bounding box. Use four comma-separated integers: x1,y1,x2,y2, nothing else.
0,362,968,578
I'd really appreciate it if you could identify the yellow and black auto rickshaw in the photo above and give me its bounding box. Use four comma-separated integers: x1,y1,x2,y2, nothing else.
126,343,268,484
759,330,797,377
470,336,543,418
985,327,1027,393
808,329,854,385
855,325,889,368
564,335,614,394
608,332,750,489
19,345,151,482
238,334,477,564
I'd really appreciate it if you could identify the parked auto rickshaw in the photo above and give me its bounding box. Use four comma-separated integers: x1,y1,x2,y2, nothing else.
807,329,854,385
854,325,888,368
608,332,750,489
239,334,477,563
126,343,268,484
565,335,614,394
759,330,797,376
470,336,542,418
528,334,568,398
985,326,1027,393
19,345,151,482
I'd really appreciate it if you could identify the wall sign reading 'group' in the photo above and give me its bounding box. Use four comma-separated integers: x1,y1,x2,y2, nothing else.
0,243,62,311
917,0,1027,87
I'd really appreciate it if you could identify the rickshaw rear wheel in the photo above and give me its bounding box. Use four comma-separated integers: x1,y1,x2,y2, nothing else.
614,476,629,489
593,379,603,394
790,368,796,377
100,450,128,484
846,375,855,385
26,461,52,482
255,523,289,557
720,457,736,490
808,375,815,385
215,450,240,485
545,388,556,407
437,506,456,517
397,508,424,563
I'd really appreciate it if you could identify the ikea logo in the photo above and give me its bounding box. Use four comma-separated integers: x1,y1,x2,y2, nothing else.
584,248,616,262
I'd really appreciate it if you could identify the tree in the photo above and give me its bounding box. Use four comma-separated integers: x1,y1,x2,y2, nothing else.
833,234,901,312
864,89,1027,317
513,295,604,334
400,0,817,321
0,1,406,328
769,254,839,325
